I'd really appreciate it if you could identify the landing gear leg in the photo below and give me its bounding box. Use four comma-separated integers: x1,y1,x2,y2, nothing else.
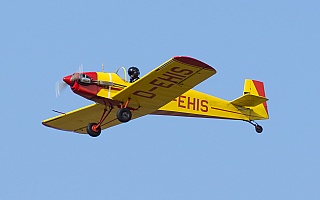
87,107,113,137
247,120,263,134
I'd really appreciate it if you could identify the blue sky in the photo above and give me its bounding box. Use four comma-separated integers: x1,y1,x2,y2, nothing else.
1,0,320,199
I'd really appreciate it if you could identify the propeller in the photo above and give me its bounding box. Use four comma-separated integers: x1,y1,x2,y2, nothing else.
54,65,113,97
55,81,67,97
70,65,83,82
55,65,84,97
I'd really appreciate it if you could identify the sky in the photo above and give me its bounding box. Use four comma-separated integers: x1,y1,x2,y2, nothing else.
1,0,320,199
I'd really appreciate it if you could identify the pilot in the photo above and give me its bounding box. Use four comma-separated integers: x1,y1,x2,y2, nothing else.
128,66,140,83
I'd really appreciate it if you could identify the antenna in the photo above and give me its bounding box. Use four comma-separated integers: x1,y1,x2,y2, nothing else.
102,63,104,72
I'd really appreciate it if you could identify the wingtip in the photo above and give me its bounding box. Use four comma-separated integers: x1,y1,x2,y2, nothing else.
173,56,216,72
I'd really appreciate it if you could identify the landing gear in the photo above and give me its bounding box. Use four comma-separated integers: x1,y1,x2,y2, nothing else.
117,108,132,123
255,125,263,134
86,107,113,137
247,120,263,134
87,123,101,137
116,98,132,123
85,99,133,137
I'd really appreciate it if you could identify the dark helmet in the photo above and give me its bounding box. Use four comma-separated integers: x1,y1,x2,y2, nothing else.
128,66,140,77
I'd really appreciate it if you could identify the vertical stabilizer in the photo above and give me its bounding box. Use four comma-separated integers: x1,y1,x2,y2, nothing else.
243,79,269,119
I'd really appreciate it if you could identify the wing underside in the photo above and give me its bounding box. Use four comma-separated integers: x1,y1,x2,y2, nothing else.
42,103,146,134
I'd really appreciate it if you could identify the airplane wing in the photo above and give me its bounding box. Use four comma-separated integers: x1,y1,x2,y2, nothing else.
113,56,216,111
42,103,147,134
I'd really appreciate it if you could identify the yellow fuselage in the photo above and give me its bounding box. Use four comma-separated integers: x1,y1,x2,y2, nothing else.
93,72,260,121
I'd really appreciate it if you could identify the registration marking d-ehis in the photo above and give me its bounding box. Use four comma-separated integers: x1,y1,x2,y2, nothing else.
132,66,194,99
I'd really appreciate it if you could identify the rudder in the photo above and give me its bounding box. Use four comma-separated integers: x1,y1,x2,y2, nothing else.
243,79,269,119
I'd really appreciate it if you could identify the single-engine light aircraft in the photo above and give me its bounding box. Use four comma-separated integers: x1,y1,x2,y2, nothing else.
42,56,269,137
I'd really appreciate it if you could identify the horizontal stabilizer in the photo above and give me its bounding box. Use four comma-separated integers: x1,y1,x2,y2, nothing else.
231,94,268,107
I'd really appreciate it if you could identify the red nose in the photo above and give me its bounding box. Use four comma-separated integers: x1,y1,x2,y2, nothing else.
63,75,73,86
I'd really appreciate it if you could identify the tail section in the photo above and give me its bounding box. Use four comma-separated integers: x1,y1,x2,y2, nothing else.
244,79,269,119
231,79,269,120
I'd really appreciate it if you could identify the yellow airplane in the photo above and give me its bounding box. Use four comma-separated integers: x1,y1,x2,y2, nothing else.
42,56,269,137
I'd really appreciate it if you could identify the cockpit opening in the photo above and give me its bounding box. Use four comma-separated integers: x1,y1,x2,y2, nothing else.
115,67,128,82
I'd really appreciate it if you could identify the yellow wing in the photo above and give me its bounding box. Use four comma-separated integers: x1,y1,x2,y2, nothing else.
42,104,146,134
113,56,216,111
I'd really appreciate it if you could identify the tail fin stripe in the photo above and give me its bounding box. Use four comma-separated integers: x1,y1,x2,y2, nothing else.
252,80,266,98
252,80,268,115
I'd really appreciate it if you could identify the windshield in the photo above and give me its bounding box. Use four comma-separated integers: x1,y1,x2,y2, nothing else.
115,66,128,82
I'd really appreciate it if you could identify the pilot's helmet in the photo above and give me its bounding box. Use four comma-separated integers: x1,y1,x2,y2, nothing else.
128,66,140,77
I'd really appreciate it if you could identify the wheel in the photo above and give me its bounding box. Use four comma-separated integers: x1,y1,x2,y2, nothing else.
116,108,132,123
255,125,263,134
86,123,101,137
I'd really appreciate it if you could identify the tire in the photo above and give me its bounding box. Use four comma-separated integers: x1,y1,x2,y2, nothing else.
86,123,101,137
116,108,132,123
255,125,263,134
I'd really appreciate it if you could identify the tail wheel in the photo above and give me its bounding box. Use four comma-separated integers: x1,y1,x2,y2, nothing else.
86,123,101,137
117,108,132,123
255,125,263,134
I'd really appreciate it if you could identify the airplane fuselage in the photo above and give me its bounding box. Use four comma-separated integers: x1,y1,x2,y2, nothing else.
63,72,264,122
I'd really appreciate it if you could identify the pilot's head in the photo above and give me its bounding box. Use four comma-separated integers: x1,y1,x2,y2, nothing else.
128,66,140,78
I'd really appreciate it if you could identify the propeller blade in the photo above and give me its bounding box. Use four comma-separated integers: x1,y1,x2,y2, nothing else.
55,81,67,97
79,64,83,74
